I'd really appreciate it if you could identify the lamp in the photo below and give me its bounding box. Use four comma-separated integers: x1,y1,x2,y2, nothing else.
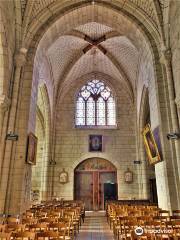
49,159,56,165
5,132,18,141
167,133,180,140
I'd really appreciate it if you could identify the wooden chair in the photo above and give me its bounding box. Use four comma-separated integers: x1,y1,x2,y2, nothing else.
0,232,12,240
6,223,26,232
22,218,37,225
11,231,35,240
28,223,48,232
172,221,180,238
48,222,72,238
159,211,170,217
173,210,180,216
0,218,6,225
38,218,56,224
6,217,20,224
36,230,70,240
0,224,6,232
131,231,154,240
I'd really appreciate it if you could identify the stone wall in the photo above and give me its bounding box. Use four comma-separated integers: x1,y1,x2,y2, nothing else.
53,80,139,200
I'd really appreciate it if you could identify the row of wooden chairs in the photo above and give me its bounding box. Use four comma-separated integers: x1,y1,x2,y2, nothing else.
0,200,85,240
106,203,180,240
0,230,70,240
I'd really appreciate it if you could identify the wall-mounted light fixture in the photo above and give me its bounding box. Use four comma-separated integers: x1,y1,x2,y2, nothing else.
133,160,142,164
49,160,56,165
167,133,180,140
5,132,18,141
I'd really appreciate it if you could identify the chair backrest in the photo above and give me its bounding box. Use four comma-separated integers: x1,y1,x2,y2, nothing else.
0,218,6,225
0,232,12,240
7,217,19,224
0,224,6,232
172,210,180,216
29,223,48,232
12,231,35,240
6,224,26,232
36,231,63,240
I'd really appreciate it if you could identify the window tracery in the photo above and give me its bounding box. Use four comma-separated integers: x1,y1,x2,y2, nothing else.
75,80,116,127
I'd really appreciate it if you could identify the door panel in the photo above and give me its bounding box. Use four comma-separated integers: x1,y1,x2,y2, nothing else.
93,172,99,210
74,172,93,210
99,172,117,210
74,168,117,210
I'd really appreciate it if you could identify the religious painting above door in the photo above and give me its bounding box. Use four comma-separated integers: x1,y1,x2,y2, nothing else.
76,158,116,171
89,135,102,152
142,124,162,165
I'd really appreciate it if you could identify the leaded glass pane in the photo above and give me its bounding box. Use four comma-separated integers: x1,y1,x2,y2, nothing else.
97,97,105,125
76,97,85,125
86,97,95,125
107,97,116,125
75,79,116,127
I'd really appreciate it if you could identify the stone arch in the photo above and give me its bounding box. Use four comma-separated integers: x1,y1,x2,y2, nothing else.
58,71,136,107
74,157,117,171
7,1,179,211
138,86,152,199
17,4,165,159
32,83,52,201
21,1,164,101
19,2,164,143
72,154,119,171
23,1,162,50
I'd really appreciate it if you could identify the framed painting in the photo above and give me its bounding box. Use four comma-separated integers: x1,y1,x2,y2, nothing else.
59,168,68,184
26,132,38,165
153,126,163,161
142,124,161,165
124,168,133,183
89,135,102,152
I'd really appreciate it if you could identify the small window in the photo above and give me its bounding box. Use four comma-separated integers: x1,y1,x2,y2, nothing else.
75,80,116,127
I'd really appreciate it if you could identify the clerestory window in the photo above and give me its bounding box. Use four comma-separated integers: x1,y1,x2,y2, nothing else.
75,80,116,127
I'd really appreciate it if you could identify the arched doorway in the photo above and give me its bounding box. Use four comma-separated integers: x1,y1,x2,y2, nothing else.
74,158,117,211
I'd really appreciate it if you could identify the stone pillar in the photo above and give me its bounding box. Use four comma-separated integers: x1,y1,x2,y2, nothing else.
175,97,180,125
158,49,180,209
0,95,10,137
0,48,27,214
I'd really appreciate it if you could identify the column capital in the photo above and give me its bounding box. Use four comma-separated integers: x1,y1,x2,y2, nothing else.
175,96,180,107
14,48,28,67
160,48,172,65
0,95,11,113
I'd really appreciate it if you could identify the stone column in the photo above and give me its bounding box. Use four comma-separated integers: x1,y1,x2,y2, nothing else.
0,48,27,214
0,95,10,137
159,49,180,209
175,98,180,125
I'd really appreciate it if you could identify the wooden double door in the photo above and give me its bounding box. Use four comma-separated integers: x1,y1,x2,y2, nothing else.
74,170,117,210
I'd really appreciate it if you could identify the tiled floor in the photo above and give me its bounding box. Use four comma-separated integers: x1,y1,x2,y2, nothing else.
77,211,114,240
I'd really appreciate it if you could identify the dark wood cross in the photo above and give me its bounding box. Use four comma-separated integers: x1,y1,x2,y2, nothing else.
83,35,107,55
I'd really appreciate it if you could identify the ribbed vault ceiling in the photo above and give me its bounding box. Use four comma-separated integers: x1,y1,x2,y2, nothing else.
46,20,138,99
30,1,162,103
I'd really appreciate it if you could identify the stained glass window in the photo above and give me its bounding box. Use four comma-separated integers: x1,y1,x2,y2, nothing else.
75,80,116,127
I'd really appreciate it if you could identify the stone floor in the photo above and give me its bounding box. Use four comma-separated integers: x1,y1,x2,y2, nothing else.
77,211,114,240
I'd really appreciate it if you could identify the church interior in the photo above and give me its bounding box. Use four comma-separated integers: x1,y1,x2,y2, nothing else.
0,0,180,239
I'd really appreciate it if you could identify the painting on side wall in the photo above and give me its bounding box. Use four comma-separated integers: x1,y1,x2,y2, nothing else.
26,132,38,165
142,124,162,165
153,126,163,161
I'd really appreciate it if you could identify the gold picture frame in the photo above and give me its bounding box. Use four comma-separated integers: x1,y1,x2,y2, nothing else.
26,132,38,165
142,124,161,165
